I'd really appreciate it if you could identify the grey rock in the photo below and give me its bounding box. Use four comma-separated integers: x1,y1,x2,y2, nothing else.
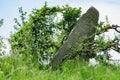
50,7,99,69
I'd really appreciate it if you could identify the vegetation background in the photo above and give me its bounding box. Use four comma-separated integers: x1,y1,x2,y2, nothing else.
0,2,120,80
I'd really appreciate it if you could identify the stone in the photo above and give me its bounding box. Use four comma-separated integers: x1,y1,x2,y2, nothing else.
50,7,99,69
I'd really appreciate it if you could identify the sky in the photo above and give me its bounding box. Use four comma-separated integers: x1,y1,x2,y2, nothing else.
0,0,120,38
0,0,120,60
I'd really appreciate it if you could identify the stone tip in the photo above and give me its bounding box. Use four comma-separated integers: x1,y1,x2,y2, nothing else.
83,6,99,26
89,6,96,9
87,6,98,12
86,6,99,17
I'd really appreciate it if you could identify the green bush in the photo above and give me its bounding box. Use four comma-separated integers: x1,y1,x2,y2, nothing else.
10,4,81,66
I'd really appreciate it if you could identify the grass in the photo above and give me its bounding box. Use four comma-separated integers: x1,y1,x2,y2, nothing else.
1,54,120,80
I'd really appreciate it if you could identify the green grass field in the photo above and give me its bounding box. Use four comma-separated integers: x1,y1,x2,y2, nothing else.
1,54,120,80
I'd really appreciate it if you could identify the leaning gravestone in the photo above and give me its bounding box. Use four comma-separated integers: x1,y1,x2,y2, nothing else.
50,7,99,69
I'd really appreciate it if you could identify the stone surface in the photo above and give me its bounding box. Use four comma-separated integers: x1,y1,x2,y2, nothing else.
50,7,99,69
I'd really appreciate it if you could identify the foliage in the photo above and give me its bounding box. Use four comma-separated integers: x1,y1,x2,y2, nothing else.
10,3,81,66
94,22,120,64
0,37,5,56
9,3,120,68
0,19,5,56
1,3,120,80
0,19,3,27
63,20,120,65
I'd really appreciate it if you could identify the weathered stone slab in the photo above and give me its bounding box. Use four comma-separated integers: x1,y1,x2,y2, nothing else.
50,7,99,69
